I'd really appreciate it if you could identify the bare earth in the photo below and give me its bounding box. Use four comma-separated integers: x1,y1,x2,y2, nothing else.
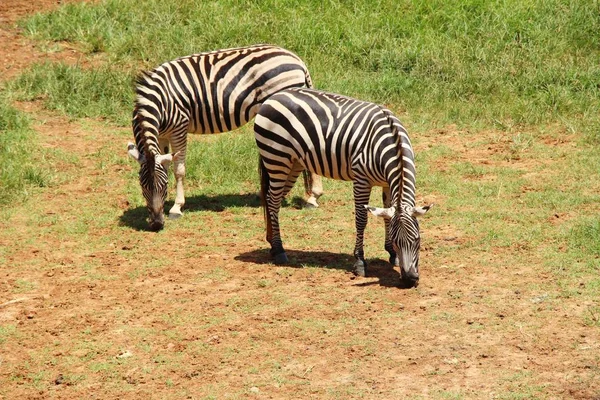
0,2,599,399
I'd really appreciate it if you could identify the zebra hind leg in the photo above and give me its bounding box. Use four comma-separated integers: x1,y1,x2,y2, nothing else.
267,206,289,264
259,156,289,264
352,180,372,277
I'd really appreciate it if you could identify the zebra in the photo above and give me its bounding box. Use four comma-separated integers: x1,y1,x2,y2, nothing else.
254,87,432,286
127,44,324,231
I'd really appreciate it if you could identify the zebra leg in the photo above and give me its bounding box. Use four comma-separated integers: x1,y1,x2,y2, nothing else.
262,166,291,264
382,187,398,266
352,180,372,276
168,129,188,219
267,186,289,264
169,158,186,219
303,172,323,209
282,161,305,199
156,136,187,220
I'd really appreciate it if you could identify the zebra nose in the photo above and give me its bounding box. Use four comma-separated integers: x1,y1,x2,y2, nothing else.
149,220,164,231
401,276,419,288
401,270,419,287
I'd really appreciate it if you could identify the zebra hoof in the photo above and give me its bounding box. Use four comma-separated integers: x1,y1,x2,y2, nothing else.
273,252,289,265
353,260,367,277
168,212,183,220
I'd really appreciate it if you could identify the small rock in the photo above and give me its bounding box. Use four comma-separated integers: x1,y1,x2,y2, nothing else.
531,294,549,304
207,335,220,344
116,350,133,359
54,374,64,385
249,386,260,394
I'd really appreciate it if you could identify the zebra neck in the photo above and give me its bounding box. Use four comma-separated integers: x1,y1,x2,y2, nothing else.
397,127,417,209
133,111,162,157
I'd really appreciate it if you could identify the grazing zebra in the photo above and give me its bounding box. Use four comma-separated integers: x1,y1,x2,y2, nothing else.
255,87,432,286
127,44,323,231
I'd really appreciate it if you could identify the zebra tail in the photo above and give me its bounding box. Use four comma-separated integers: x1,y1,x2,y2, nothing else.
258,155,272,243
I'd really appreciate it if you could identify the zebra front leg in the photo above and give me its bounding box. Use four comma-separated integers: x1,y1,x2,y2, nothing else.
352,180,372,276
382,187,398,266
168,135,187,219
169,158,186,219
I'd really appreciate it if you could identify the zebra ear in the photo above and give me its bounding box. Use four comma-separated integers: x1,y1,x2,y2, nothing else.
155,153,174,166
365,205,395,219
127,142,144,164
411,203,433,217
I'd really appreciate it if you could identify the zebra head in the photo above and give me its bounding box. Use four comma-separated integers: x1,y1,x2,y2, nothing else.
367,204,432,286
128,143,173,231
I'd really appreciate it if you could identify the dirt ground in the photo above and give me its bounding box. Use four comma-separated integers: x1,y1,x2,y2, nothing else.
1,2,599,399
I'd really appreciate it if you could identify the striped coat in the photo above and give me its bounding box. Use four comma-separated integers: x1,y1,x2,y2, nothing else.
255,87,431,286
127,45,323,231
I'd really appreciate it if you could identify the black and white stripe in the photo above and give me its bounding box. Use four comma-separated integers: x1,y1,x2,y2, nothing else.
127,44,323,231
255,87,431,286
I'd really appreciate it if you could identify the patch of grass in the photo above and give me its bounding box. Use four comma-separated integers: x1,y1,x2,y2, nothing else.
570,218,600,256
7,62,134,126
14,0,600,133
13,278,37,293
0,325,18,345
0,95,50,206
185,127,259,190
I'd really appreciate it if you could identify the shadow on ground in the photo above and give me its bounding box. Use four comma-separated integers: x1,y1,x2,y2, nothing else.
235,249,408,288
119,193,305,231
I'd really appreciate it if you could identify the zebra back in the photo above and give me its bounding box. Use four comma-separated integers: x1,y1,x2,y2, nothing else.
132,44,313,158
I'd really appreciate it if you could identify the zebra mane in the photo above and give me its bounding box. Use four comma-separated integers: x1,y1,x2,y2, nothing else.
382,109,416,209
134,70,154,97
132,69,163,165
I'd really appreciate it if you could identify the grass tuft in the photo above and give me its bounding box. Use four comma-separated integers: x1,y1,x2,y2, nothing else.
0,95,50,206
13,0,600,132
7,62,135,126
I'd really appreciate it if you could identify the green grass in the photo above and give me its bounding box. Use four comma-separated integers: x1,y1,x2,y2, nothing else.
0,95,50,206
7,62,134,126
13,0,600,135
